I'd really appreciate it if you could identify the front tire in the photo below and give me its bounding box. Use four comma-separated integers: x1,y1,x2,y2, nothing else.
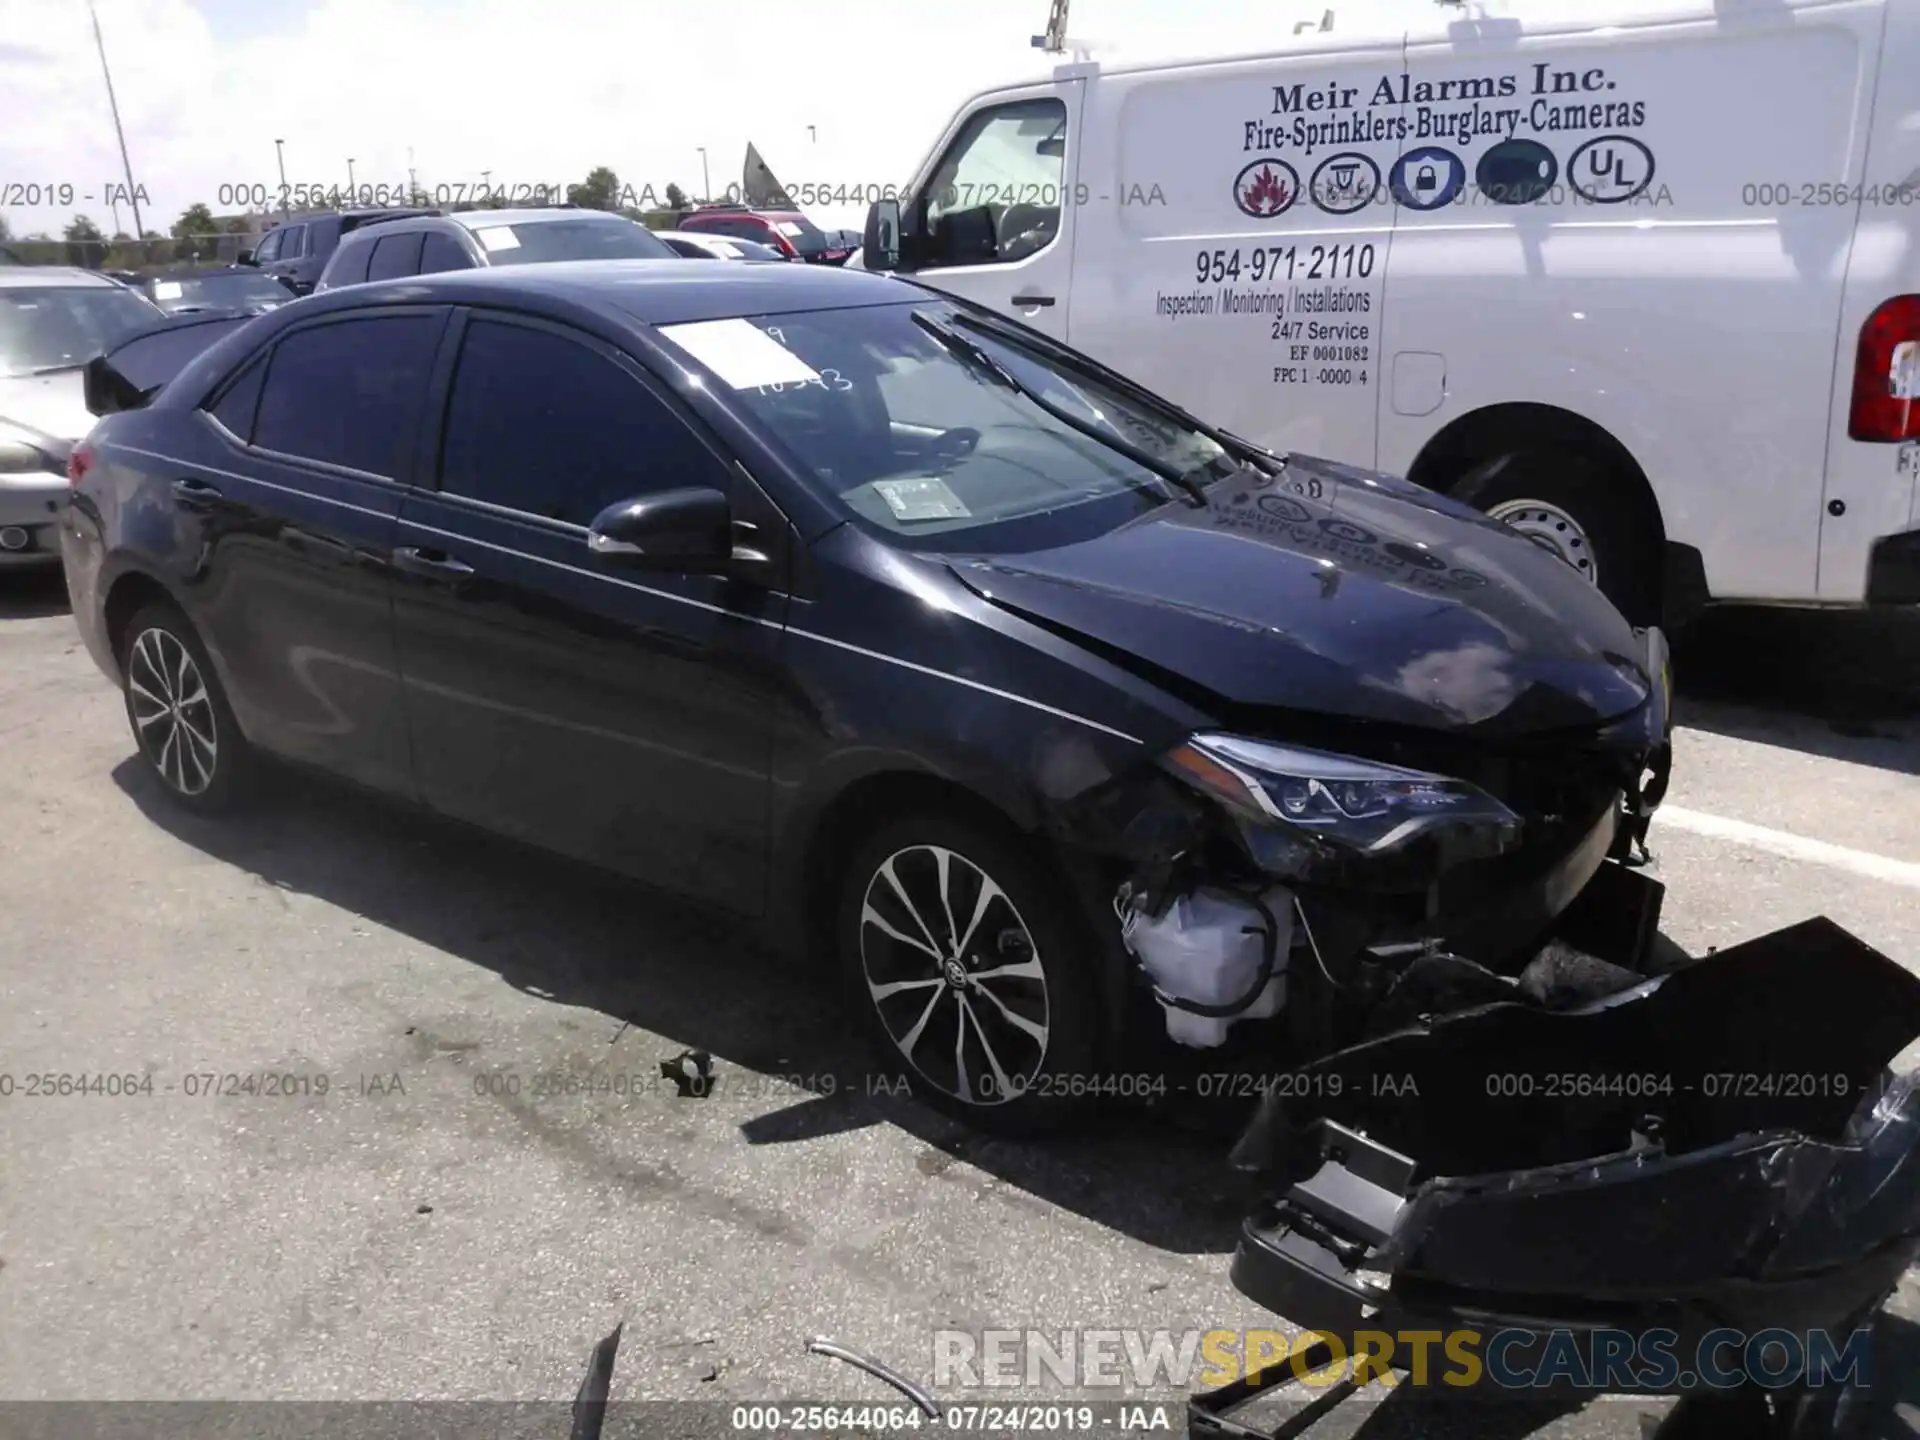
1456,450,1659,626
834,812,1103,1135
120,602,250,814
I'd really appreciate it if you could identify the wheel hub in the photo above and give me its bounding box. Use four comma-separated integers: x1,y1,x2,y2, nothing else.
1485,499,1599,585
857,844,1051,1107
126,626,218,798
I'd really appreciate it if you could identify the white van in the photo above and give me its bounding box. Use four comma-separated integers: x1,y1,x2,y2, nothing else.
854,0,1920,625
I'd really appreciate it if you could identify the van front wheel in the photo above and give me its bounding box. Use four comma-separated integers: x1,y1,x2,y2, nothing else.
1456,451,1659,626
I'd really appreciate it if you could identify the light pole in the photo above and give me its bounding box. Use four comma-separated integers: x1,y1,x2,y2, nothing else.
408,146,417,204
481,169,492,204
346,157,356,203
807,125,816,143
274,139,289,219
87,0,143,239
697,147,710,204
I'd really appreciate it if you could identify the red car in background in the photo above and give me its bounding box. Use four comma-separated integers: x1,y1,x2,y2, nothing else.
675,205,852,265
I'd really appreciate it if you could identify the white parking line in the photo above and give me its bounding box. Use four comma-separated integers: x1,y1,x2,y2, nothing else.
1657,806,1920,890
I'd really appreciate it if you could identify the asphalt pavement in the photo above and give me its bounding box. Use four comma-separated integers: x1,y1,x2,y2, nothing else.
3,568,1919,1439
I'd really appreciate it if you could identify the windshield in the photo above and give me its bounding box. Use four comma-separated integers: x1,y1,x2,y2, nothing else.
0,285,164,377
149,272,290,310
467,217,675,265
657,300,1231,553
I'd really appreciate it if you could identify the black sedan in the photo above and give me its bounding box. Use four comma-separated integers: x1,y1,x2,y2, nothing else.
62,259,1673,1134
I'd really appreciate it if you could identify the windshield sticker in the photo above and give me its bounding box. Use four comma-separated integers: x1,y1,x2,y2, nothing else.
661,317,821,390
474,226,521,252
774,222,803,237
871,477,972,522
152,281,184,300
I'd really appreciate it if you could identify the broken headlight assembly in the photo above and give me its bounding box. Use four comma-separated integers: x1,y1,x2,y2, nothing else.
1160,733,1523,888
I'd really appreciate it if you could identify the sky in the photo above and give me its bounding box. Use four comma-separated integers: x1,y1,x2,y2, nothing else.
0,0,1425,242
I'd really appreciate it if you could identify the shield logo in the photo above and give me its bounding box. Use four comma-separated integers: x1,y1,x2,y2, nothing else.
1234,158,1300,218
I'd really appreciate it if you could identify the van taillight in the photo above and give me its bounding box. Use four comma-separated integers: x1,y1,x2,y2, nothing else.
68,445,92,486
1848,295,1920,441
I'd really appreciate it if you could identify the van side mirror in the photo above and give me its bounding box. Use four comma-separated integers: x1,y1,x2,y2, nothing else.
236,250,256,266
586,487,732,572
863,198,902,272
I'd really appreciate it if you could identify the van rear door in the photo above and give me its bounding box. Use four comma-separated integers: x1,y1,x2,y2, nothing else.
1821,0,1920,601
893,79,1085,343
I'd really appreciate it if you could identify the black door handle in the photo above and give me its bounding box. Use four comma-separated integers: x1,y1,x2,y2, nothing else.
171,478,223,511
392,545,475,580
1011,292,1056,307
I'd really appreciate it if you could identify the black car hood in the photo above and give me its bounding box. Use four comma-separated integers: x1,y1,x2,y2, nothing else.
945,455,1652,737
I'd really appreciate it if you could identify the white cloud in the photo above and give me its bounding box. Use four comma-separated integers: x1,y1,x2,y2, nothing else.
1,0,1390,240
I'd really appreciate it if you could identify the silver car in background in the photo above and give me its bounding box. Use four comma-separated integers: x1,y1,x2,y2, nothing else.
0,267,166,569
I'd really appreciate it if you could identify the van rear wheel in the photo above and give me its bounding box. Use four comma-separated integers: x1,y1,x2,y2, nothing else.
1456,451,1659,626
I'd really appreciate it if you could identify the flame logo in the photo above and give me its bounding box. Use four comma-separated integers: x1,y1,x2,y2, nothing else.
1234,158,1300,218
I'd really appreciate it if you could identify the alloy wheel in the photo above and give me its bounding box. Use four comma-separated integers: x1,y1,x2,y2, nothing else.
127,626,219,797
1486,498,1599,585
857,845,1050,1107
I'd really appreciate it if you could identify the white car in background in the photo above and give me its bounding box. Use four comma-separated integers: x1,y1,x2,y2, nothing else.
653,230,795,262
0,266,167,570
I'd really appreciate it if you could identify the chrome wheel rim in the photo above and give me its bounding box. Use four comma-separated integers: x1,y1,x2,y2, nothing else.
1486,499,1598,585
858,845,1049,1107
127,627,218,797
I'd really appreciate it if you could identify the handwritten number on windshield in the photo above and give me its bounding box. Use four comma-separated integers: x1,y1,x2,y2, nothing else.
754,369,854,396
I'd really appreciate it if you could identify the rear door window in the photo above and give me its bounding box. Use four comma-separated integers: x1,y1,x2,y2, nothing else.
276,224,308,259
418,232,471,274
207,355,267,440
367,232,425,281
437,315,731,524
252,314,443,478
326,238,376,288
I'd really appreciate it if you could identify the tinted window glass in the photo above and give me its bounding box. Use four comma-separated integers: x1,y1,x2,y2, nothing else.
253,315,440,477
325,238,375,289
367,232,424,280
440,318,725,524
207,356,266,440
277,225,307,259
418,232,470,274
252,229,282,263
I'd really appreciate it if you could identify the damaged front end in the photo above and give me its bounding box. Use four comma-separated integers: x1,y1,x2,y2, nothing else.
1058,624,1920,1422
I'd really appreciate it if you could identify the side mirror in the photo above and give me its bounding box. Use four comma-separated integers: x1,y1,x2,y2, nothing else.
587,486,732,571
236,250,256,266
863,198,901,272
275,274,301,294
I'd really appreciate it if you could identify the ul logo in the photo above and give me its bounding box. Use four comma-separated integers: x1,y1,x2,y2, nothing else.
1567,135,1656,204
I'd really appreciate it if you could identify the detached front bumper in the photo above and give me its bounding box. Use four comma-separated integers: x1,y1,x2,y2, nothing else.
1211,913,1920,1415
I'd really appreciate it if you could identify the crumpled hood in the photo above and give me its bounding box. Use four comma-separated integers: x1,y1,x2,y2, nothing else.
0,369,91,454
945,454,1652,737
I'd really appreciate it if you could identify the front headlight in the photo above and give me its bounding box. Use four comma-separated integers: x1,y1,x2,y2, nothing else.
1161,733,1522,883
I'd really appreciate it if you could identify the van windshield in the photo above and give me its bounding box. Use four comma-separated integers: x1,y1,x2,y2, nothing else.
657,300,1235,553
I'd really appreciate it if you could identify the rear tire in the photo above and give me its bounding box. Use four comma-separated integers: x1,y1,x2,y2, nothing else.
119,601,251,815
1455,450,1660,626
834,811,1104,1136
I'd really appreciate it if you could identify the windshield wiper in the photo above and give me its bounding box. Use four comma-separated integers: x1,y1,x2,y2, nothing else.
910,309,1207,506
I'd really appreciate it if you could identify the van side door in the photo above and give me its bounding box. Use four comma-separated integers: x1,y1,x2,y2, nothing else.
887,80,1085,342
1064,32,1408,462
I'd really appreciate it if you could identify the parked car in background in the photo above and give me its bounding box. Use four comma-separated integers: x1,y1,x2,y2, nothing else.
140,266,295,317
63,258,1673,1139
0,266,166,569
677,205,851,265
240,208,439,296
654,230,793,262
314,209,680,291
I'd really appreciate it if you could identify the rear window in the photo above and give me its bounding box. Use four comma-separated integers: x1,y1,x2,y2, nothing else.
0,285,164,377
464,217,674,265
